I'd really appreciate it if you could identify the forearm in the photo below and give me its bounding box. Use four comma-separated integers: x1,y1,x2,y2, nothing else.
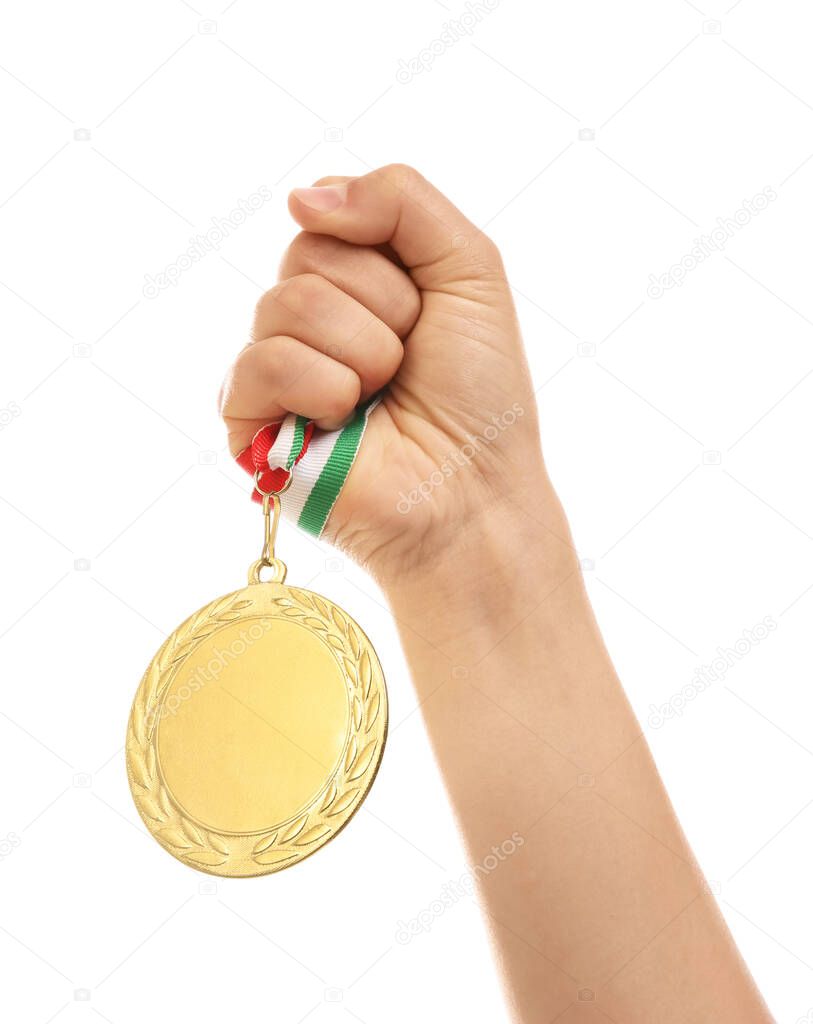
383,484,771,1022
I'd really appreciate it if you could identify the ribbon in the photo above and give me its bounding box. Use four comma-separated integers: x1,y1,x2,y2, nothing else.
235,396,380,537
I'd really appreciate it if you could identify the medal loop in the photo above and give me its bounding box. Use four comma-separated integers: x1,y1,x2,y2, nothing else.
247,556,287,584
252,467,294,500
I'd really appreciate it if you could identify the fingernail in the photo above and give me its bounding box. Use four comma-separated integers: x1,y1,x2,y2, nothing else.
291,184,347,213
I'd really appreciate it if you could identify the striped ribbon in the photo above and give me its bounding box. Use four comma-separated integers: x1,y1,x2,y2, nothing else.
235,396,380,537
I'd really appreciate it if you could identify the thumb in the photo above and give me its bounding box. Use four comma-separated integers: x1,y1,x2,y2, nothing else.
289,164,505,296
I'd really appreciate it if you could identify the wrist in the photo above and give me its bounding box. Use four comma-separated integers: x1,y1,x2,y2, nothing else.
382,480,590,660
381,475,632,772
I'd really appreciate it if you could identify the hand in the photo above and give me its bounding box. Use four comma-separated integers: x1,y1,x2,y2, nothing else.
220,164,553,580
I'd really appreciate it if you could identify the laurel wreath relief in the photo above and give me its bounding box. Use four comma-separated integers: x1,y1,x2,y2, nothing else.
126,587,386,875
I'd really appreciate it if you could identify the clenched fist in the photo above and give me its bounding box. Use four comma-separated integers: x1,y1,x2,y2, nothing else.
219,164,556,580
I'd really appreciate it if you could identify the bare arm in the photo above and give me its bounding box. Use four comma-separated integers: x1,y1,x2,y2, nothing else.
221,163,772,1022
384,491,771,1021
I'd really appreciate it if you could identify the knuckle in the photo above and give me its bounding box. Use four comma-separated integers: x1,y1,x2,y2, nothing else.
253,281,286,322
479,231,501,260
374,339,404,386
284,272,327,305
355,331,403,392
478,233,504,272
251,336,290,384
388,286,421,337
254,274,326,321
454,229,504,280
285,231,333,270
378,162,423,192
322,377,360,420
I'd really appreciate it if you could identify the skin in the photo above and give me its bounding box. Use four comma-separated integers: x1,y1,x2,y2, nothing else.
220,164,773,1022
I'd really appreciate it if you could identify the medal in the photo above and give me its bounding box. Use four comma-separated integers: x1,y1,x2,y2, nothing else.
126,409,388,877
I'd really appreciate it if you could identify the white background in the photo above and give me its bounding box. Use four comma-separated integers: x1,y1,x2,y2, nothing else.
1,0,812,1021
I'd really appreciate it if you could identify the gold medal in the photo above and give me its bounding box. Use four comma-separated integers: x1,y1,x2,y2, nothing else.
126,489,388,877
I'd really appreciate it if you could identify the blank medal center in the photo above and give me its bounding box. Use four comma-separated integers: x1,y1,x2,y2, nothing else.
157,617,349,833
